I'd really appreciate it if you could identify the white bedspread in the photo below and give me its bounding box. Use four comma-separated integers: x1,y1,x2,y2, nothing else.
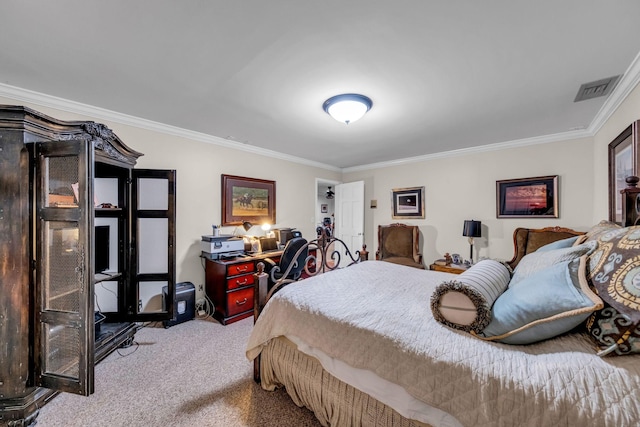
246,261,640,427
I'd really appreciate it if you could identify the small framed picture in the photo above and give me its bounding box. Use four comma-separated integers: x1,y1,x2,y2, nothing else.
391,186,425,219
321,204,328,213
496,175,558,218
451,253,462,265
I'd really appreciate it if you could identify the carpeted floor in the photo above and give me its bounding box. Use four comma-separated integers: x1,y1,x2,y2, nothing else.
37,317,321,427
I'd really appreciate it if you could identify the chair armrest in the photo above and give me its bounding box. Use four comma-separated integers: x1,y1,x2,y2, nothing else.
262,257,277,270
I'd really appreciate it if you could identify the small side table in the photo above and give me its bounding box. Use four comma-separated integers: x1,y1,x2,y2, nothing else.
429,263,468,274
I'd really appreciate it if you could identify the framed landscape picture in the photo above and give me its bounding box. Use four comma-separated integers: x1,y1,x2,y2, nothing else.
391,186,425,219
496,175,558,218
221,174,276,226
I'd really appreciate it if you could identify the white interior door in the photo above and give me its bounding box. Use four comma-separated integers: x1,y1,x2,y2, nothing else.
334,181,364,265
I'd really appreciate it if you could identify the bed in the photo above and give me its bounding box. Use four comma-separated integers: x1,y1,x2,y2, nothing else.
246,226,640,426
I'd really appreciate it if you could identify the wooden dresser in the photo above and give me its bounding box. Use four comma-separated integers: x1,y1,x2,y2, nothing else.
205,251,282,324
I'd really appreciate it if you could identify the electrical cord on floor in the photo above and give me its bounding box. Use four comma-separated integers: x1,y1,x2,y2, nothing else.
196,292,216,319
197,256,217,320
113,322,163,357
116,340,139,357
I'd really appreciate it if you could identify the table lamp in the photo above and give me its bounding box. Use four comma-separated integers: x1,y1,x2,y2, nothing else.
462,220,481,264
234,221,253,236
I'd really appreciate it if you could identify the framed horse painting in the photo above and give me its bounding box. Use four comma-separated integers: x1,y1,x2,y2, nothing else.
221,174,276,226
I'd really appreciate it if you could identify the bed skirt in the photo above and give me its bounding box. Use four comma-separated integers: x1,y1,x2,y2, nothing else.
260,336,432,427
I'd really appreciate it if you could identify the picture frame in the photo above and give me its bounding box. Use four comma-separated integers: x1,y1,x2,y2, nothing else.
391,186,425,219
496,175,558,218
608,121,640,224
221,174,276,226
320,203,328,213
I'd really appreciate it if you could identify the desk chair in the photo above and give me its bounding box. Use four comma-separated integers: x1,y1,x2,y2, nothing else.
263,237,309,289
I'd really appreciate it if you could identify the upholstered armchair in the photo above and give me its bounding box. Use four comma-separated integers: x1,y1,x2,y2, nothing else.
376,223,424,269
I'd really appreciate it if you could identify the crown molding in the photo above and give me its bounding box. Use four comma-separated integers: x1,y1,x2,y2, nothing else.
2,47,639,176
0,83,341,172
342,129,593,173
588,50,640,134
342,52,640,173
345,52,640,173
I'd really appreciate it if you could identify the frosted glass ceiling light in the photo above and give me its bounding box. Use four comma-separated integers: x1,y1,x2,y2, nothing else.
323,93,372,124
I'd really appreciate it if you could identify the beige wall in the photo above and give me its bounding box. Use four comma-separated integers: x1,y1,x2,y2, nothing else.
131,134,340,299
344,82,640,266
0,96,341,300
3,79,639,295
344,138,595,265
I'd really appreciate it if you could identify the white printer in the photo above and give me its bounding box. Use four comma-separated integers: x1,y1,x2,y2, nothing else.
201,235,245,259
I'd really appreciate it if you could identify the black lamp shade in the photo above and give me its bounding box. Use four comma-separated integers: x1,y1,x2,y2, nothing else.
242,221,253,231
462,220,481,238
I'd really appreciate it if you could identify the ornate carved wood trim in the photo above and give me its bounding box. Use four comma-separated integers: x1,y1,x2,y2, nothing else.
0,105,143,166
506,226,585,269
82,122,142,165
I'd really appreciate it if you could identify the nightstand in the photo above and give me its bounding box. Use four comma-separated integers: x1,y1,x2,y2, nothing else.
429,263,468,274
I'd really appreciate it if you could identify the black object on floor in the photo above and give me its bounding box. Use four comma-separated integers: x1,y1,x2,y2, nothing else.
163,282,196,328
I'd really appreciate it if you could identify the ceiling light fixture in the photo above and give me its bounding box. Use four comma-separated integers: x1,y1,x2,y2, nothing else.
323,93,372,124
326,186,335,199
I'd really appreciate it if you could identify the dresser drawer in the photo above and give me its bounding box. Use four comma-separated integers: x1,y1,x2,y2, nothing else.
227,287,254,316
228,261,254,276
227,273,254,290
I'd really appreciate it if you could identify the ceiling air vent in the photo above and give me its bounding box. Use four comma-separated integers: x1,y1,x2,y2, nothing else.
574,75,621,102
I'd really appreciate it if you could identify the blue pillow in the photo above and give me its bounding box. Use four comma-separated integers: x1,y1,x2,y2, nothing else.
509,240,597,288
478,256,603,345
535,235,582,252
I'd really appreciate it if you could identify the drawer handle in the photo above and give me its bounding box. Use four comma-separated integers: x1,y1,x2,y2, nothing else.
236,266,249,272
235,298,248,306
235,278,248,286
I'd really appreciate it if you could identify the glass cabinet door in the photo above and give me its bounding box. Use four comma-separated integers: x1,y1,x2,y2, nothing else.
33,139,94,396
129,169,176,322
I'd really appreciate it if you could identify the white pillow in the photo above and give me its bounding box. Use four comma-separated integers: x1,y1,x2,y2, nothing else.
431,260,510,333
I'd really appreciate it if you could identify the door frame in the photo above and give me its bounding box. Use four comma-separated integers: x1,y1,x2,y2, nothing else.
315,178,340,232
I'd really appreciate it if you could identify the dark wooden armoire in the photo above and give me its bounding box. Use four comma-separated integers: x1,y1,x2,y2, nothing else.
0,105,177,426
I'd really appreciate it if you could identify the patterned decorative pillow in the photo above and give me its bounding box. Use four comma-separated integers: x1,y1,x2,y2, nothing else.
585,225,640,355
585,307,640,356
584,219,622,241
431,260,510,333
